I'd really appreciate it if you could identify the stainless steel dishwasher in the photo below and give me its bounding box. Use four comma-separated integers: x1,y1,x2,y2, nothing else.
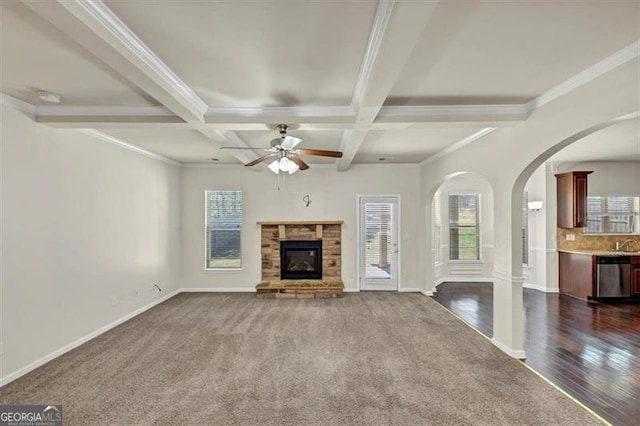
596,256,631,298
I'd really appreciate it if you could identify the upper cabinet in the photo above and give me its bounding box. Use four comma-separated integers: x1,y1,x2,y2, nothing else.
555,171,593,228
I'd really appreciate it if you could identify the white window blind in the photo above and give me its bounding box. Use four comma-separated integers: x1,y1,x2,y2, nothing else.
586,195,639,234
449,193,480,260
522,191,529,265
364,202,393,278
205,190,242,268
433,191,442,264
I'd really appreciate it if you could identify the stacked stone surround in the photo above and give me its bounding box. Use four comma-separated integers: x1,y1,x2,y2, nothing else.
256,221,343,298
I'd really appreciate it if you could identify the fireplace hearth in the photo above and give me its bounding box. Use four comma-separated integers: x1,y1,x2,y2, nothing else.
280,240,322,280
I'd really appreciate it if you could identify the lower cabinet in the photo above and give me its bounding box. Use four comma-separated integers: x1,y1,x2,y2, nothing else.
558,252,595,300
632,260,640,295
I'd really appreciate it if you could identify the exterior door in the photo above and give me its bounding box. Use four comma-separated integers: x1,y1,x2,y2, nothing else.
359,196,399,291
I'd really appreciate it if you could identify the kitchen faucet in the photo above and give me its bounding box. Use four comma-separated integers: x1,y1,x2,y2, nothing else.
614,239,636,251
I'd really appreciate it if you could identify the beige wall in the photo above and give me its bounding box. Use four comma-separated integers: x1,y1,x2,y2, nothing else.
1,106,182,382
180,164,420,291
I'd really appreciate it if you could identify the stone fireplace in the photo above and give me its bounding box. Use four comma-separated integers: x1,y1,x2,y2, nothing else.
256,221,343,298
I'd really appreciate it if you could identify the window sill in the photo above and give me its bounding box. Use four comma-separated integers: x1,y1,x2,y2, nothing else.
202,268,243,272
447,260,484,264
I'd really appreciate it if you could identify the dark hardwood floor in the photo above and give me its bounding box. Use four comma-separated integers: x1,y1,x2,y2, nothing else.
432,282,640,426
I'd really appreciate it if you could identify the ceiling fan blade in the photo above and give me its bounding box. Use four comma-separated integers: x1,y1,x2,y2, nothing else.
281,135,302,150
297,148,343,158
245,153,277,167
289,155,310,170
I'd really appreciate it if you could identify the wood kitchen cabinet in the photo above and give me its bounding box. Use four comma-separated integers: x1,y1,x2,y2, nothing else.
633,257,640,295
558,251,595,300
555,171,592,228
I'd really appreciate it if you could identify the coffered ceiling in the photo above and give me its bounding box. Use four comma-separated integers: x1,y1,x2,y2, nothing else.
1,0,639,167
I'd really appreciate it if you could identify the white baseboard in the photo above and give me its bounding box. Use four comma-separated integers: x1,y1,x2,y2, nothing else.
181,287,255,292
491,338,527,359
0,289,180,387
398,287,423,293
436,277,494,286
343,287,360,292
421,289,434,297
523,283,559,293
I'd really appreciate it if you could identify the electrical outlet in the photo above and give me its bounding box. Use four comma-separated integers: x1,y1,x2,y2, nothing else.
133,289,139,298
566,234,575,241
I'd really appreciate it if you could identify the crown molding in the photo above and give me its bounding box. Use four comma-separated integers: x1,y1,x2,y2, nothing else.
527,39,640,111
351,0,395,110
421,127,496,166
79,129,181,166
70,0,208,117
0,93,36,117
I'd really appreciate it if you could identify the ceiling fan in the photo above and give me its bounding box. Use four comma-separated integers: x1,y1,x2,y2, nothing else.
220,124,343,174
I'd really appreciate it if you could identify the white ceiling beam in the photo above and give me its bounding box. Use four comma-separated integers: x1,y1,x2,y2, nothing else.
375,104,530,123
30,103,523,130
205,106,355,126
337,0,440,171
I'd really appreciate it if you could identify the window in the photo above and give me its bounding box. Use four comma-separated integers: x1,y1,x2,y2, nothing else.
522,191,529,265
449,193,480,260
205,190,242,268
433,191,442,264
586,195,639,234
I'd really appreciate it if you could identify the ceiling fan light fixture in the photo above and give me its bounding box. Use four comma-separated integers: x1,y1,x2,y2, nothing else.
267,160,280,174
279,156,299,174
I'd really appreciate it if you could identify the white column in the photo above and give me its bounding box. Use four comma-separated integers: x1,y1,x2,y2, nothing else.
490,181,526,359
491,272,526,358
545,163,559,291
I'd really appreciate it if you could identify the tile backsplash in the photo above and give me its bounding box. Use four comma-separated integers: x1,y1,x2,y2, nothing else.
557,227,640,251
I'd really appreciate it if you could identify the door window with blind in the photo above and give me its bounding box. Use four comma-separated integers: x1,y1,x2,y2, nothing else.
449,193,480,261
205,190,242,268
586,195,640,234
359,196,399,291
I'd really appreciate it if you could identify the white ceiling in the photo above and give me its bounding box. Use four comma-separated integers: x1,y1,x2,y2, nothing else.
1,0,639,167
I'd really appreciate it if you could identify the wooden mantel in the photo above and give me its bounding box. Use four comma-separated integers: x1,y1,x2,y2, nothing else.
257,221,344,240
256,220,344,225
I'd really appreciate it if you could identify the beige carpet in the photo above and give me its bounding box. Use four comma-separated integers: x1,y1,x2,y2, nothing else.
1,293,601,425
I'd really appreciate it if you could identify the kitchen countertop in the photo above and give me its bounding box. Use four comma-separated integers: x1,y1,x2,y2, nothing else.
558,249,640,257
